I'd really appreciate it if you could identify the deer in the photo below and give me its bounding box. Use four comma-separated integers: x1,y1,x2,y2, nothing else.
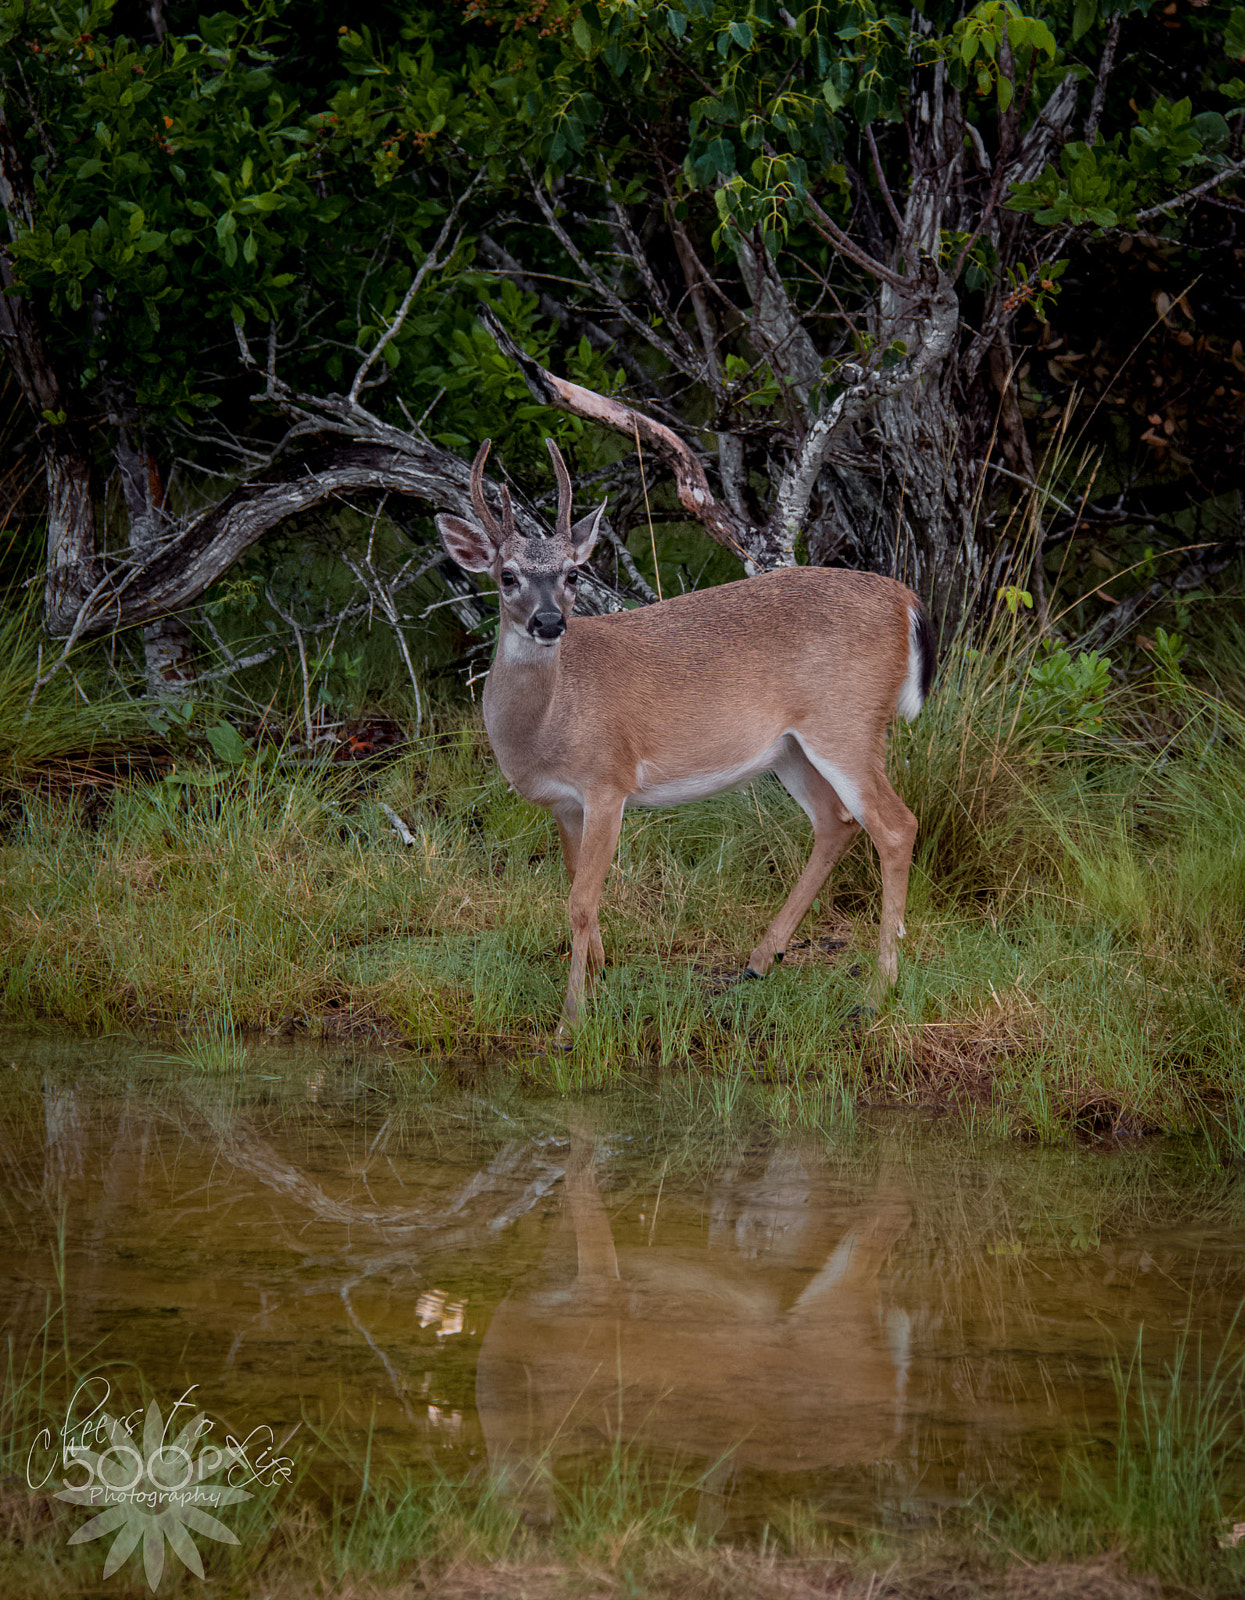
435,438,936,1045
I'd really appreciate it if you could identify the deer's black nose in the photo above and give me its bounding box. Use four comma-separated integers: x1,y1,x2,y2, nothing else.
528,610,566,642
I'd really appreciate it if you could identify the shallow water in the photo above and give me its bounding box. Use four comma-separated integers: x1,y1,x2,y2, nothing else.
3,1029,1243,1542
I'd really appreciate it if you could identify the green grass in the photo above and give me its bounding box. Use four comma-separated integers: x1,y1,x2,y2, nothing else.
0,594,150,783
981,1318,1245,1590
1080,1323,1245,1578
1,621,1244,1148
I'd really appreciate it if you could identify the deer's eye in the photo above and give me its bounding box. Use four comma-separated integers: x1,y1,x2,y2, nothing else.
564,569,579,588
499,570,518,590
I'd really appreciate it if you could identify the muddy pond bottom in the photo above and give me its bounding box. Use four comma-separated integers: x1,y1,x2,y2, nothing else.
4,1031,1243,1543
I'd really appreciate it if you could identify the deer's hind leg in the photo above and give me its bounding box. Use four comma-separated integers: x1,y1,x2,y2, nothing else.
792,738,917,990
745,742,861,977
854,767,917,987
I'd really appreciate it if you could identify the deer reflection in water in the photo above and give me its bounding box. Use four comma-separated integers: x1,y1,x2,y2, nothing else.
475,1133,913,1524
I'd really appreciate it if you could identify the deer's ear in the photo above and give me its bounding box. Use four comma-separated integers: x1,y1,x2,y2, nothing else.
436,513,497,573
569,501,606,567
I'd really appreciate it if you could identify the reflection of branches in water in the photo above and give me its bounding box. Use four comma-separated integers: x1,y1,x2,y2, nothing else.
155,1104,572,1394
168,1100,567,1240
12,1074,573,1254
171,1102,572,1406
446,1138,568,1232
7,1078,575,1416
10,1070,1245,1487
340,1281,419,1423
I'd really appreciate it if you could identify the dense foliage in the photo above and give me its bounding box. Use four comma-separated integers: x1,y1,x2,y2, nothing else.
0,0,1241,693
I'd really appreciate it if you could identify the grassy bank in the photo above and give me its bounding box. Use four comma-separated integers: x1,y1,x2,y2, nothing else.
1,614,1243,1148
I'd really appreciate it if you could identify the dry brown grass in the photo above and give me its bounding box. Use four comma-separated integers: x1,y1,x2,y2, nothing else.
252,1549,1166,1600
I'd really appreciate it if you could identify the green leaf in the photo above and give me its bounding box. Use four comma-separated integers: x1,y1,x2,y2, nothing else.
205,721,249,764
1072,0,1096,44
693,134,735,183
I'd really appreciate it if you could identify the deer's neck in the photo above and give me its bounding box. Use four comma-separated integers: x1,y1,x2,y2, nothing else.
482,632,567,794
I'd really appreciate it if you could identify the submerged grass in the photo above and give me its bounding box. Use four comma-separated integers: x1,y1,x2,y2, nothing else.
1,619,1243,1146
983,1319,1245,1590
5,1345,1243,1599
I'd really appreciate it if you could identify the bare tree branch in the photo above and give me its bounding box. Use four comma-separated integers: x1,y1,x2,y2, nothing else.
865,125,905,235
526,166,699,379
1134,155,1245,223
478,303,762,566
1085,14,1122,146
608,195,701,368
796,188,913,292
348,172,483,405
476,231,652,390
340,515,425,733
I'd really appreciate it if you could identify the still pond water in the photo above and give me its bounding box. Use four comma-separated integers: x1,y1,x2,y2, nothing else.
4,1030,1243,1541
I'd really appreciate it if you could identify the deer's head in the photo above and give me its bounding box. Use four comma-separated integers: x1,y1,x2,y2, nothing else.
436,439,606,647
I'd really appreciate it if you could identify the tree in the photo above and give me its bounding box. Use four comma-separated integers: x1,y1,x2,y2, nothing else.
378,0,1240,636
0,1,554,701
1,0,1241,697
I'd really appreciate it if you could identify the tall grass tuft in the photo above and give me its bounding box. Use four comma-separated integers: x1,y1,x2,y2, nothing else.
0,595,147,781
1063,1319,1245,1582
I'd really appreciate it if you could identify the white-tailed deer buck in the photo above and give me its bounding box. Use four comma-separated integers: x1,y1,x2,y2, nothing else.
436,439,936,1044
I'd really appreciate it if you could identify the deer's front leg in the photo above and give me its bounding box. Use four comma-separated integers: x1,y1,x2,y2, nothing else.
554,798,624,1045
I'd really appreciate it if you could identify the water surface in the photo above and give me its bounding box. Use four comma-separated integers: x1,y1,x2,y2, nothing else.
3,1030,1243,1538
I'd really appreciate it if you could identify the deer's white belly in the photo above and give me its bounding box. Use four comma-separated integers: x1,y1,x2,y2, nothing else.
628,739,786,808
